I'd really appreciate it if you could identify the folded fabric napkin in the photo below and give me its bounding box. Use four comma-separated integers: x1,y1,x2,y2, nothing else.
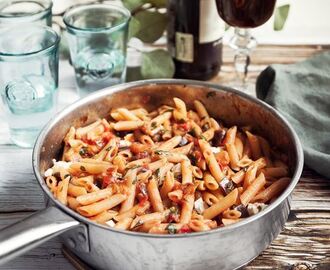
256,51,330,178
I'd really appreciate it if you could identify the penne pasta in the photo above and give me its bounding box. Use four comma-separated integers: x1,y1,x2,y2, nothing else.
147,178,164,212
180,194,194,224
114,217,133,230
117,108,140,121
130,212,165,229
251,177,290,203
246,131,262,160
222,209,241,219
188,219,210,232
199,139,224,181
203,172,219,191
155,135,182,151
172,142,194,155
90,210,118,224
181,159,193,184
45,97,291,234
68,184,87,197
56,176,70,205
69,162,111,175
67,196,80,211
160,171,175,199
76,188,113,206
77,194,127,217
202,191,219,205
240,173,266,205
113,120,144,131
203,188,238,220
194,100,209,119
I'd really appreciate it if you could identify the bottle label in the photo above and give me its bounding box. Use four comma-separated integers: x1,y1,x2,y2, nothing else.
199,0,225,44
175,32,194,63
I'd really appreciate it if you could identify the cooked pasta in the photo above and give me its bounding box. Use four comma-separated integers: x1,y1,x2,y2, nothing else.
44,97,291,234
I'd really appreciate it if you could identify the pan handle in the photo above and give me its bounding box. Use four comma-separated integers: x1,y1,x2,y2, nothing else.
0,206,80,265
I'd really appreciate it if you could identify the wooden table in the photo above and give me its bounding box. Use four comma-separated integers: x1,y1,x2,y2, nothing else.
0,44,329,270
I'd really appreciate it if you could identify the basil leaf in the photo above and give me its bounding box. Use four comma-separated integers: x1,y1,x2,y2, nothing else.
166,223,177,234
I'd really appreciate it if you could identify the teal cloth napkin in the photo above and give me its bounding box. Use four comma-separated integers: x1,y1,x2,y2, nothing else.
256,51,330,178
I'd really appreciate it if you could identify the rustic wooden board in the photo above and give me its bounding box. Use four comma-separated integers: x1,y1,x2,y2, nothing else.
0,45,329,270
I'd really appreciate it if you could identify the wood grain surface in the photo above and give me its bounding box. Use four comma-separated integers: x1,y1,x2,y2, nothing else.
0,44,329,270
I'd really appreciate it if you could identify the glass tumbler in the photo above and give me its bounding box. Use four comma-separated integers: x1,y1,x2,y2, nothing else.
0,0,52,26
0,25,60,148
63,3,131,97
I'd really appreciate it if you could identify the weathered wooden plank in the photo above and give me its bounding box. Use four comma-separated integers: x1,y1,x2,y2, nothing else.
0,147,45,212
222,44,330,64
0,212,74,270
245,209,330,269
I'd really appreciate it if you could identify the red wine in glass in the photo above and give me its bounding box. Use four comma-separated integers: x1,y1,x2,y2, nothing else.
216,0,276,28
215,0,277,92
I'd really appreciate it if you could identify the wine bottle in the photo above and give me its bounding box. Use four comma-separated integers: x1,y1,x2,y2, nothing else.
167,0,225,80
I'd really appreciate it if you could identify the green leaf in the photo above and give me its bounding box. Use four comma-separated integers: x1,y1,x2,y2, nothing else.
148,0,167,8
126,66,143,82
122,0,144,11
128,16,141,40
134,10,168,43
141,49,175,79
273,4,290,31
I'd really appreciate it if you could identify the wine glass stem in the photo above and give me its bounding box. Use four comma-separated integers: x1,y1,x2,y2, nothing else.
229,28,257,86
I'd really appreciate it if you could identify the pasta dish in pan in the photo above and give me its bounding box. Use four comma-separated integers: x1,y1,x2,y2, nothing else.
44,97,290,234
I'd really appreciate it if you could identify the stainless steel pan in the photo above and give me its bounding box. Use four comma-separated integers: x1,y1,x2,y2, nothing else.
0,79,304,270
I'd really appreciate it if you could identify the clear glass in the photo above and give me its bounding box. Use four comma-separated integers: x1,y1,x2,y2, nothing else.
0,25,60,148
229,28,257,94
0,0,52,26
64,3,131,97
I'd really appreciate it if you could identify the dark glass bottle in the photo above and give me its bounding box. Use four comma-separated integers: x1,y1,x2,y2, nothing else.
167,0,224,80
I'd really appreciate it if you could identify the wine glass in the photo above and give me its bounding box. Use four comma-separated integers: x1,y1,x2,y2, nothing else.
216,0,276,93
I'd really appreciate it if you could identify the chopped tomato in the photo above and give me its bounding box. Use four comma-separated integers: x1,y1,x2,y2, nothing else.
175,122,191,132
193,138,199,146
101,120,111,131
135,151,149,160
137,193,148,205
81,137,96,145
167,213,180,223
106,167,115,175
81,131,114,147
102,131,114,144
178,224,192,234
219,163,227,172
142,164,149,170
193,150,203,162
170,195,182,204
102,175,115,188
130,143,149,154
182,183,195,195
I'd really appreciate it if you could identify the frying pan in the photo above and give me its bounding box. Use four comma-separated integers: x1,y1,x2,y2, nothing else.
0,80,304,270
